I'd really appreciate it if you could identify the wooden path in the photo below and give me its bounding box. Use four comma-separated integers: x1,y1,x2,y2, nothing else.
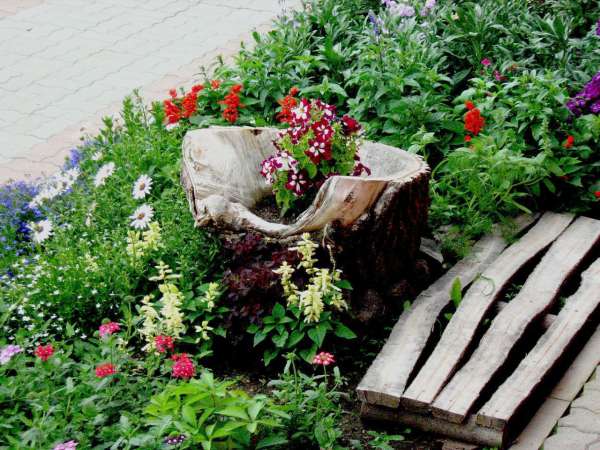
358,213,600,448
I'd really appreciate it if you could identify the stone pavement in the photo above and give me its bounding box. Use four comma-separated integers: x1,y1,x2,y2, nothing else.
0,0,294,183
544,367,600,450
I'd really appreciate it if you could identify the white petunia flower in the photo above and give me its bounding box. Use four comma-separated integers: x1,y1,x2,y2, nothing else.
130,204,154,229
94,162,115,187
132,174,153,200
28,219,53,244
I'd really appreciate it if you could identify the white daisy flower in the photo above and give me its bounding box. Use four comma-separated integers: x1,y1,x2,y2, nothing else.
132,174,153,200
130,204,154,229
94,162,115,187
28,219,53,244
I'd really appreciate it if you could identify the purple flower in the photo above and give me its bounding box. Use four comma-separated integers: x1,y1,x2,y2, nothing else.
368,10,381,36
164,435,186,446
52,441,78,450
0,345,22,365
596,19,600,37
566,70,600,117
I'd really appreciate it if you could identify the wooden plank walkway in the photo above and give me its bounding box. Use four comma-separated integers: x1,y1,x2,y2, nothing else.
402,212,574,412
356,215,536,407
358,213,600,448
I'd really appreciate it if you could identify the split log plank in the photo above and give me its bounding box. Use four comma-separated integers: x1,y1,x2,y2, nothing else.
360,403,503,447
402,212,573,412
509,327,600,450
477,257,600,429
356,215,536,407
431,216,600,424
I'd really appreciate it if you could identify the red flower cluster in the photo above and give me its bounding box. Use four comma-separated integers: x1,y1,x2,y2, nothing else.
276,87,300,123
35,344,54,362
95,362,116,378
595,191,600,199
99,322,120,338
163,85,204,124
155,335,174,353
563,135,574,148
312,351,335,366
464,100,485,137
171,353,195,379
220,84,243,123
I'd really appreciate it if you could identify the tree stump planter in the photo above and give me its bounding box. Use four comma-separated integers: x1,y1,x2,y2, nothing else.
181,126,430,321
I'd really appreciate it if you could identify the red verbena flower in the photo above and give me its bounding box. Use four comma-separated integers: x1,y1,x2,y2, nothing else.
95,363,116,378
465,100,475,111
35,344,54,361
277,87,300,123
155,335,175,353
169,89,177,99
210,80,221,89
99,322,120,338
563,135,574,148
464,135,472,142
181,91,198,118
313,351,335,366
191,84,204,94
464,104,485,136
595,191,600,199
172,353,195,379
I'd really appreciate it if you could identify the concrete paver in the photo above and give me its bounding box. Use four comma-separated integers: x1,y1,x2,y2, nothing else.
0,0,294,183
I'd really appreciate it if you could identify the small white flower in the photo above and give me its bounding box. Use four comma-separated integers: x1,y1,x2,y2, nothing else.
94,162,115,187
28,219,53,243
130,204,154,229
91,150,103,161
132,174,153,200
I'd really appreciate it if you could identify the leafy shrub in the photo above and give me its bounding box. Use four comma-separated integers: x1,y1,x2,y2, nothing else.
145,371,289,449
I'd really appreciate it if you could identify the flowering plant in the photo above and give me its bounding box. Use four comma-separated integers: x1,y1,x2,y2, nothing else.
261,97,368,214
247,234,355,365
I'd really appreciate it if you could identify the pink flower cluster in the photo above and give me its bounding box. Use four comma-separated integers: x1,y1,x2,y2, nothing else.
155,335,175,353
313,351,335,366
53,440,78,450
35,344,54,362
171,353,195,379
99,322,120,338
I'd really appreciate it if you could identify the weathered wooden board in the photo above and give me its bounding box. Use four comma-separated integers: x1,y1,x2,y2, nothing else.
509,328,600,450
402,212,573,411
431,216,600,424
360,403,504,447
477,257,600,429
356,215,536,407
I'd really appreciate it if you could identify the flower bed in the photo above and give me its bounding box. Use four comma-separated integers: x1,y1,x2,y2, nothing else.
1,0,600,448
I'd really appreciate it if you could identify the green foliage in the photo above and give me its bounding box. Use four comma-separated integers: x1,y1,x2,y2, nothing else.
145,371,288,449
269,354,345,450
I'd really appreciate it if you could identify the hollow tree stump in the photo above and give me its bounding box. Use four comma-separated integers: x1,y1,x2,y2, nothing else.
181,126,430,320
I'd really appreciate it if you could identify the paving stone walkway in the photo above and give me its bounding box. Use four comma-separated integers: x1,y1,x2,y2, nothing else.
544,367,600,450
0,0,294,182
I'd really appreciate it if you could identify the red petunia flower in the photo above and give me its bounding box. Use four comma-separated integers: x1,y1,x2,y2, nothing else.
35,344,54,362
172,354,195,379
99,322,120,338
313,351,335,366
95,363,116,378
341,115,361,135
563,135,574,149
155,335,174,353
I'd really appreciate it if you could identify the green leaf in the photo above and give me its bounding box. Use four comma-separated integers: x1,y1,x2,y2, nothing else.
264,348,279,366
217,406,249,421
450,277,462,309
334,322,356,339
254,331,267,347
256,435,289,448
272,331,289,348
335,279,352,290
271,303,285,319
307,324,327,347
287,330,305,347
